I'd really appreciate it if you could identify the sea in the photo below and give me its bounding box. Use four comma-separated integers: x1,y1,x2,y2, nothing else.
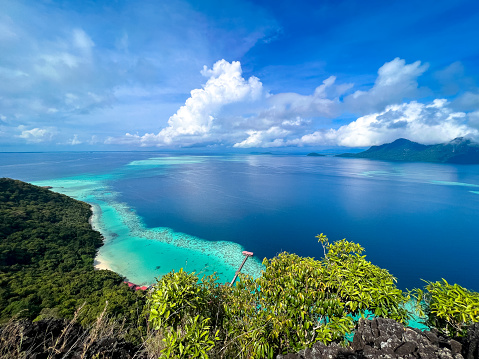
1,151,478,292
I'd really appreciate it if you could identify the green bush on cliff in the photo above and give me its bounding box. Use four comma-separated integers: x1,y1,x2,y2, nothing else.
148,234,409,358
413,279,479,337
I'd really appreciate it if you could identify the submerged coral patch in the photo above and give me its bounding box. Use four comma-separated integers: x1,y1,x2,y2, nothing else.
32,169,264,286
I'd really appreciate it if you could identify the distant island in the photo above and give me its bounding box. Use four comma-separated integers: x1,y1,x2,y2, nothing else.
306,152,326,157
250,151,274,155
336,137,479,164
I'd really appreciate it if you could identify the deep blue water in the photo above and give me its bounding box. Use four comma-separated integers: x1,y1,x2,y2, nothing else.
1,152,479,291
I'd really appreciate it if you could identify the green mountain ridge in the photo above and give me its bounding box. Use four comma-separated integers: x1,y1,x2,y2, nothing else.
336,137,479,164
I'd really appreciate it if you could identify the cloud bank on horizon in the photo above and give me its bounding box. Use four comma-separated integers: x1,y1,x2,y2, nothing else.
1,0,479,150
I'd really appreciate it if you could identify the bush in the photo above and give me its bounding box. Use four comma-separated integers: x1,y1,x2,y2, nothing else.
413,279,479,337
148,269,222,358
148,234,409,358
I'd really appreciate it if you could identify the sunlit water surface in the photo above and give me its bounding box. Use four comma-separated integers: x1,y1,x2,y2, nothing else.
1,152,478,291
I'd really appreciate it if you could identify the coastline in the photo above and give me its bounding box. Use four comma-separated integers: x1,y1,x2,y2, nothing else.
89,203,115,272
32,176,264,285
93,257,113,271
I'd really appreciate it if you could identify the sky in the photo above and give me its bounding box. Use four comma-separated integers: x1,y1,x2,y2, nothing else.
1,0,479,151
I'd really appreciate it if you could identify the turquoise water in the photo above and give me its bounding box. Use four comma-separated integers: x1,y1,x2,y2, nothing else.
1,152,479,292
30,159,264,286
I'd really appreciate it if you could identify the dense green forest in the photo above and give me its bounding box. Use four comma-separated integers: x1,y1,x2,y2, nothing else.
0,178,146,329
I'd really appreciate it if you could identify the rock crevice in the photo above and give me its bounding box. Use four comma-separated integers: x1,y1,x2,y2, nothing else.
280,318,479,359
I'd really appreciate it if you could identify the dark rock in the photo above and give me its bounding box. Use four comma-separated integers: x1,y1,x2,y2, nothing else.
395,342,417,356
448,340,463,355
463,323,479,359
282,318,472,359
424,331,440,346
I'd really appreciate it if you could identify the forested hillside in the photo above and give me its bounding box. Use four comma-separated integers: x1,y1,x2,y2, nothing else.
337,137,479,163
0,178,145,327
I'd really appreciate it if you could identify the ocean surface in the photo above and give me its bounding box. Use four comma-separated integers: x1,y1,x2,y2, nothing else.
1,152,478,291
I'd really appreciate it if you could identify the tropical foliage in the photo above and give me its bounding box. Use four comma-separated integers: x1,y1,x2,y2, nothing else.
148,233,409,358
413,279,479,337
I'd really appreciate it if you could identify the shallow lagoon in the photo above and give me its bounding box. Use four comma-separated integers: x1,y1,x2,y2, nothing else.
1,152,478,291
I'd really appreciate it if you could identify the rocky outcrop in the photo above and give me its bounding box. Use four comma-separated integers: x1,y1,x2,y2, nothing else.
279,318,479,359
352,318,463,359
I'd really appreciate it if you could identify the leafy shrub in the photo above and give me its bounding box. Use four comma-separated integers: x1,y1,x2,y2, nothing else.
149,234,409,358
413,279,479,336
148,269,222,358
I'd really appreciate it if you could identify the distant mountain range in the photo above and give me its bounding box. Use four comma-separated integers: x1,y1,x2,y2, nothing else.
336,137,479,164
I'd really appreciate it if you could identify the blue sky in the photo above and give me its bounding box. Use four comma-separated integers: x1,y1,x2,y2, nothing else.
1,0,479,151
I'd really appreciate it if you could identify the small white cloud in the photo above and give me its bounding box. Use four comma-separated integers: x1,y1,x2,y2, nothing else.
233,127,290,148
18,127,54,143
88,135,100,144
67,134,82,145
72,28,95,53
0,66,29,79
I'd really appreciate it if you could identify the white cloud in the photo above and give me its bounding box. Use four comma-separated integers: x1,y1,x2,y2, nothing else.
293,99,478,147
265,76,351,119
453,91,479,112
135,59,263,146
17,127,55,143
233,127,290,148
344,58,429,114
108,57,479,149
468,111,479,129
67,134,82,145
73,28,94,53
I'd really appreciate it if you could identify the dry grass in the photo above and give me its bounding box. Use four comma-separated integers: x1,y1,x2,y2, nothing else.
0,302,146,359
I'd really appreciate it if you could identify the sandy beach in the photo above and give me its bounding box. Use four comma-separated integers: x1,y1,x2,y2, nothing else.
93,257,113,271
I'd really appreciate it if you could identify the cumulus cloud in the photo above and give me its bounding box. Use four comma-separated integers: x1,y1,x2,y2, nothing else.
17,127,55,143
132,60,263,146
108,57,479,149
265,76,352,120
233,127,291,148
344,58,429,114
292,99,478,147
67,134,82,145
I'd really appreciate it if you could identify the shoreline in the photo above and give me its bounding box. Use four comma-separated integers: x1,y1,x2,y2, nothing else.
93,257,113,271
31,176,265,285
89,203,115,272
